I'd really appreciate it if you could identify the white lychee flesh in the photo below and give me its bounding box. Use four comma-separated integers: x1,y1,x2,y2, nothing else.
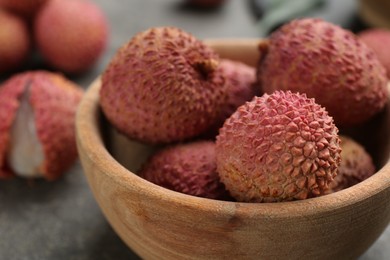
6,85,44,178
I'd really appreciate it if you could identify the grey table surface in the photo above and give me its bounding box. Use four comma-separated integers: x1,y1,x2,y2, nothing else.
0,0,389,259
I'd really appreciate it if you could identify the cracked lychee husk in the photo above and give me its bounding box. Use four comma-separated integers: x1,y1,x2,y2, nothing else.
326,136,375,194
216,90,341,202
257,18,388,126
0,71,84,180
139,141,231,200
100,27,227,144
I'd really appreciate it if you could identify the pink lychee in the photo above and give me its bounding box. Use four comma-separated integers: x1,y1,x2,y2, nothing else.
0,9,30,74
140,141,230,200
216,90,341,202
100,27,227,144
204,59,257,138
358,28,390,79
327,136,375,193
257,18,388,126
0,71,84,180
34,0,109,74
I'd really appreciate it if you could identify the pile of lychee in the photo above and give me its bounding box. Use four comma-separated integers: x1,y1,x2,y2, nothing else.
0,0,108,75
100,18,389,203
0,0,109,181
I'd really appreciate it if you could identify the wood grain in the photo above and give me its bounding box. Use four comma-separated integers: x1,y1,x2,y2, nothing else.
359,0,390,29
76,39,390,260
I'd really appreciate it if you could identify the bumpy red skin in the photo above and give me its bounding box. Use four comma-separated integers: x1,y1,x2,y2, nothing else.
358,29,390,79
100,27,227,144
139,141,231,200
257,18,388,126
204,59,257,138
0,71,84,180
216,91,341,202
0,9,30,74
34,0,108,74
327,136,375,193
219,59,257,116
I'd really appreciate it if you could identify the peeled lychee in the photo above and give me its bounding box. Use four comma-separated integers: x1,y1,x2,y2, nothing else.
216,91,341,202
100,27,227,144
0,71,84,180
34,0,109,74
358,29,390,79
327,136,375,193
139,141,230,200
0,9,30,74
0,0,48,19
257,18,388,126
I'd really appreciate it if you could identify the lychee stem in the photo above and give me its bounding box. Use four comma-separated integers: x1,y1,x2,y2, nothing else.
194,59,219,79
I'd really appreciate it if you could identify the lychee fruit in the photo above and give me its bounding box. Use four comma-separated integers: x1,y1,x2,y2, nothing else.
34,0,109,74
204,59,257,138
216,90,341,202
139,141,230,200
257,18,388,126
0,0,48,19
326,136,375,193
358,28,390,79
0,9,30,74
100,27,227,144
0,71,84,180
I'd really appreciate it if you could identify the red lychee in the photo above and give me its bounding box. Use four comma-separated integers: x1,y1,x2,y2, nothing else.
216,90,341,202
327,136,375,193
140,141,230,200
204,59,257,138
358,28,390,79
257,18,388,126
34,0,109,74
100,27,227,144
0,71,84,180
0,9,30,74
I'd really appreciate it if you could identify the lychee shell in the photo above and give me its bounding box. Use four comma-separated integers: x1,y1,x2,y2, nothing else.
0,71,84,180
257,18,388,126
216,90,341,202
358,29,390,79
327,136,375,193
208,59,257,135
34,0,108,74
139,141,230,200
0,9,30,74
100,27,227,144
219,59,257,114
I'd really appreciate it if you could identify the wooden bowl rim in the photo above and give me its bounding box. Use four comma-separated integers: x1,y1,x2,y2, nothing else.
76,47,390,219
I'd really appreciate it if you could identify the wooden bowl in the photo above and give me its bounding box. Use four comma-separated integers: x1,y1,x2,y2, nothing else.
359,0,390,29
76,39,390,260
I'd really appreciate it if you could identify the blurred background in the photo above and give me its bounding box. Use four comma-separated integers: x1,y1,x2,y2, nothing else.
0,0,389,259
